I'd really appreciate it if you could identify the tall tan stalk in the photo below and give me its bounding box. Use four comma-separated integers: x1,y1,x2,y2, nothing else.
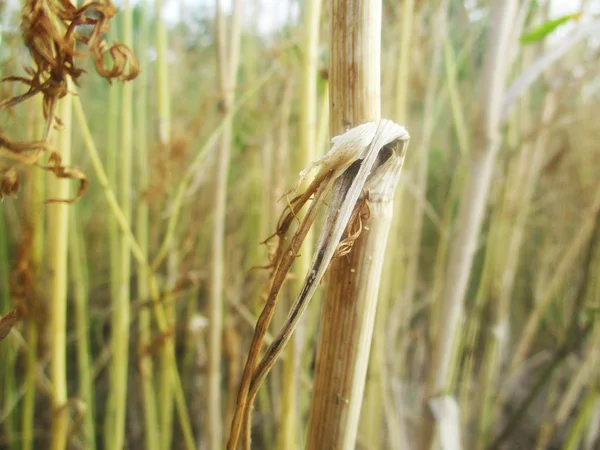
394,0,415,125
210,1,242,448
69,208,96,450
360,1,416,446
135,2,159,450
277,0,322,448
103,27,120,443
108,0,134,448
154,0,175,446
48,86,73,450
305,1,406,448
22,98,45,450
421,1,519,447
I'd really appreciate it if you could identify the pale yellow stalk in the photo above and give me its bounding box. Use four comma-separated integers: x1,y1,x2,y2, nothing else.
107,0,134,447
211,0,242,448
136,2,159,449
69,208,96,450
277,0,322,448
306,2,408,449
48,88,73,450
155,0,175,446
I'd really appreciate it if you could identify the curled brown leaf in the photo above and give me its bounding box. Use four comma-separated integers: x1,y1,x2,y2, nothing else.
43,151,88,203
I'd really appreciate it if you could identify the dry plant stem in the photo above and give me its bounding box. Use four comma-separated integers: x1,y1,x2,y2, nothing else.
227,172,333,450
305,135,409,447
135,3,159,449
22,98,45,450
69,208,96,450
277,0,322,447
155,0,175,446
211,0,242,448
394,0,415,124
250,133,409,433
305,0,383,447
420,1,518,447
108,1,134,448
104,27,120,443
72,96,197,450
48,86,73,450
361,2,415,444
242,176,338,448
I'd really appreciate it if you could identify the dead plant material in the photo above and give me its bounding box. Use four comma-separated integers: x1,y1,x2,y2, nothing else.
43,151,88,203
227,120,410,450
0,166,20,200
0,309,19,341
227,171,336,450
332,196,371,260
0,0,139,200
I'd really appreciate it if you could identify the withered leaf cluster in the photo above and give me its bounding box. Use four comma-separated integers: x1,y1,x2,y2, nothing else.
0,0,140,202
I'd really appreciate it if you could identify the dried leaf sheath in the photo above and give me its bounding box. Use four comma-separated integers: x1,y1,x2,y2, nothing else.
227,119,409,449
227,171,336,450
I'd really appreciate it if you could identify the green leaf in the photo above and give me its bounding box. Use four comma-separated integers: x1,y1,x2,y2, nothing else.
520,12,583,44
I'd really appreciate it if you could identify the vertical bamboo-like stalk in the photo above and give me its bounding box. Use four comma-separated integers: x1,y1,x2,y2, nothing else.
305,1,401,448
22,96,45,450
360,2,415,446
394,0,415,124
103,27,120,444
69,209,96,450
48,87,73,450
108,0,133,448
421,1,518,448
155,0,175,445
277,0,322,448
136,2,159,450
210,1,242,448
